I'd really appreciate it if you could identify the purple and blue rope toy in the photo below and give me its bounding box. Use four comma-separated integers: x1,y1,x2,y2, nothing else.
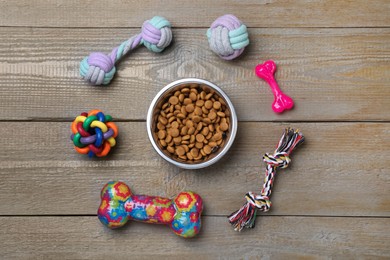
207,14,250,60
80,16,173,86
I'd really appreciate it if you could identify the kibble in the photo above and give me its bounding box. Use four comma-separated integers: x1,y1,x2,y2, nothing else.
154,83,231,162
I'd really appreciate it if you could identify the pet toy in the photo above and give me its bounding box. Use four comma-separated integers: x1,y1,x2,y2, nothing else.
70,110,118,157
98,181,203,238
255,60,294,113
80,16,172,85
228,128,304,231
207,14,249,60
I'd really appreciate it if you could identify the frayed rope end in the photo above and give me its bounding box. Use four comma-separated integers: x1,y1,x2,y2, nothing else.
228,200,257,232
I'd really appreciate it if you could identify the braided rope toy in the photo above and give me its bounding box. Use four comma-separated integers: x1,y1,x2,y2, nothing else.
80,16,172,86
228,128,304,231
70,110,118,157
207,14,249,60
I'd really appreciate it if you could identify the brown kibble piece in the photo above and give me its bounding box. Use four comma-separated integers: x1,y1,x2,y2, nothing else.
169,96,179,105
217,111,225,117
202,106,209,115
189,92,197,101
179,93,185,102
188,127,195,135
192,115,201,123
167,146,175,154
171,128,179,138
158,130,166,139
181,87,190,93
185,104,195,113
194,107,202,116
203,145,212,155
202,127,209,136
213,101,221,110
179,155,187,160
196,100,204,107
204,100,213,109
165,135,172,143
171,121,179,129
177,113,186,119
181,126,188,135
220,122,229,131
212,132,222,141
190,148,199,157
187,152,194,160
196,123,203,131
173,136,182,144
209,141,217,147
157,122,165,130
196,134,205,142
183,98,192,105
158,116,168,125
208,111,217,120
205,93,213,100
203,118,211,125
176,146,185,156
186,120,194,128
195,142,204,149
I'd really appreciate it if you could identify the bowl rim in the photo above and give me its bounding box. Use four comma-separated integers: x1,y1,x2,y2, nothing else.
146,78,238,170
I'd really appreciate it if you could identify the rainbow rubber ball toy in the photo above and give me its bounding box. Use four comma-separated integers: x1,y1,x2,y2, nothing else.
70,110,118,157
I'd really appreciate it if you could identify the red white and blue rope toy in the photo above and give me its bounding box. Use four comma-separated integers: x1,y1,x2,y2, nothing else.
228,128,305,231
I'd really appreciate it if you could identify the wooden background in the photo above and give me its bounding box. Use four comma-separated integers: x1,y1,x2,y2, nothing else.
0,0,389,259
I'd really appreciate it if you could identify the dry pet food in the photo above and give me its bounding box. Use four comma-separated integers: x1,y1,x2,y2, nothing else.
154,84,231,162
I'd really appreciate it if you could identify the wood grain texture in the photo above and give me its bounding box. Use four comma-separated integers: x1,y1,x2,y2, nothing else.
1,216,389,259
1,122,388,216
1,0,389,28
0,27,389,121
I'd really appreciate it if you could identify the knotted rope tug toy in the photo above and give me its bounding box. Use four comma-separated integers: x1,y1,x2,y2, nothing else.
80,16,173,85
207,14,249,60
98,181,203,238
228,128,304,231
70,110,118,157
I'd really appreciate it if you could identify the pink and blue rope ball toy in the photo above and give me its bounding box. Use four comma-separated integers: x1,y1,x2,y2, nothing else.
207,14,249,60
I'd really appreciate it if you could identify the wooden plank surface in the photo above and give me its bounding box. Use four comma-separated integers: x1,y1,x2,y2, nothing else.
1,216,389,259
0,27,389,121
1,0,389,28
1,0,389,258
1,122,388,216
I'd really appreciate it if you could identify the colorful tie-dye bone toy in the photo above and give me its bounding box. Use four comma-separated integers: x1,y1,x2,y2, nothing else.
98,181,203,238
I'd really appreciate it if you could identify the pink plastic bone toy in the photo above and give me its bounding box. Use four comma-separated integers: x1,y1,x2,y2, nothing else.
255,60,294,113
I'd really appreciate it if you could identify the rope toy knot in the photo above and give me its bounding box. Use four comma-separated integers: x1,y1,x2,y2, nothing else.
141,16,173,53
263,152,291,169
207,14,249,60
246,192,271,212
70,110,119,158
80,52,116,85
80,16,172,86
